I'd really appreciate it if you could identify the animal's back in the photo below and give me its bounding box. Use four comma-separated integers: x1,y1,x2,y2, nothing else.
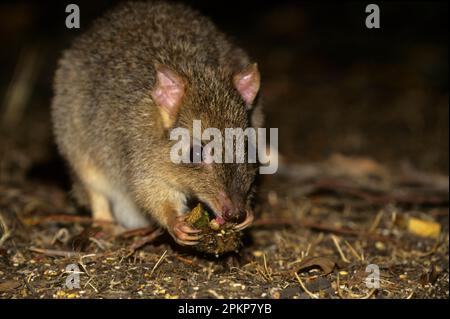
50,1,259,232
52,1,249,172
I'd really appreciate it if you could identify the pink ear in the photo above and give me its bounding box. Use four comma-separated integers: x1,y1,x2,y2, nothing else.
151,64,185,117
233,63,260,106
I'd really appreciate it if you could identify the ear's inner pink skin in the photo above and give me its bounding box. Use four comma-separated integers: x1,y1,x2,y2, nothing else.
151,64,185,117
233,63,261,105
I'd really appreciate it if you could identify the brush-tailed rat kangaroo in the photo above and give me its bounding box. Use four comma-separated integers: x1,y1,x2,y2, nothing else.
52,1,263,246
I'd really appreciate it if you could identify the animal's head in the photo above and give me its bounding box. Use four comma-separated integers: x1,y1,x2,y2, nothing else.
151,63,262,224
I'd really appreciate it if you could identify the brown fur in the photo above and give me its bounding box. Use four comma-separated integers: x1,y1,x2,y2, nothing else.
51,1,263,240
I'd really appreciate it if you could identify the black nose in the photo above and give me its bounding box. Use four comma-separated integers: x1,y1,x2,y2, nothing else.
223,206,245,223
223,205,233,221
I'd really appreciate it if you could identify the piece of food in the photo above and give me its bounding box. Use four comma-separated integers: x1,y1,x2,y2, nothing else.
186,203,242,256
407,217,441,239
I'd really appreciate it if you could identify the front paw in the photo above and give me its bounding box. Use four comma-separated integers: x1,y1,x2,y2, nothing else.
168,215,202,246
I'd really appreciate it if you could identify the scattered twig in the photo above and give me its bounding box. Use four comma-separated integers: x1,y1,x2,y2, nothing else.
368,211,384,233
175,255,194,265
149,250,167,277
51,228,70,245
84,277,99,293
29,247,82,258
255,253,273,282
410,237,443,258
126,228,164,257
24,214,113,226
294,272,319,299
336,273,346,299
79,254,97,277
344,240,363,261
89,237,110,251
0,213,12,248
336,273,377,299
2,46,40,128
22,274,37,297
208,289,224,299
331,235,350,263
263,253,273,281
117,226,159,239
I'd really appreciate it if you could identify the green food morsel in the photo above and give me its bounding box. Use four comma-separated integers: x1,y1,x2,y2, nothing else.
185,203,243,256
185,203,210,229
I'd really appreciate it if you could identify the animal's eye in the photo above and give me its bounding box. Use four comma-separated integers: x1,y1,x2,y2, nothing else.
189,144,203,163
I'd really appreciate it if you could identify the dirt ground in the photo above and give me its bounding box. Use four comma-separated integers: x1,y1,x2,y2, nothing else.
0,1,448,299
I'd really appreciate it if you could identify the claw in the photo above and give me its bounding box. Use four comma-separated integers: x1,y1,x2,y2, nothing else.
179,224,202,234
234,210,254,231
169,215,202,246
173,238,200,246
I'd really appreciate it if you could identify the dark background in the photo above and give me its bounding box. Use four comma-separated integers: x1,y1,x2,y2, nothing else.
0,0,448,181
0,1,448,300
